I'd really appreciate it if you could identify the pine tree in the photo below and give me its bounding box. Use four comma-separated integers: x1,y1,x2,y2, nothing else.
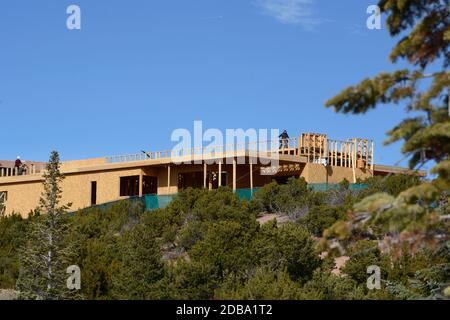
16,151,75,300
321,0,450,298
326,0,449,180
323,1,449,241
111,224,165,299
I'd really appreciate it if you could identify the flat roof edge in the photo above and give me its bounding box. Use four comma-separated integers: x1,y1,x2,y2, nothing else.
373,164,427,177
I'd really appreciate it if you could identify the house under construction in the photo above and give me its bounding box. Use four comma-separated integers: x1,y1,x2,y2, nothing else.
0,133,424,217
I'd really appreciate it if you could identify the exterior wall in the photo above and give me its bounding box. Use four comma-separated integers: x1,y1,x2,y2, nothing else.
0,168,143,217
300,163,373,184
154,162,274,194
0,161,375,218
156,164,202,195
60,157,107,171
0,181,43,216
60,168,144,211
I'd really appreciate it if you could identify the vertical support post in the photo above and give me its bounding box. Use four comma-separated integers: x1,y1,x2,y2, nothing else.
331,141,334,166
345,142,351,168
331,141,336,166
319,137,322,160
232,158,236,191
307,135,310,162
312,135,316,161
352,139,357,183
365,140,369,168
218,161,222,187
167,165,171,194
139,171,143,197
249,159,253,193
204,162,207,189
371,140,375,173
299,135,302,156
335,142,338,166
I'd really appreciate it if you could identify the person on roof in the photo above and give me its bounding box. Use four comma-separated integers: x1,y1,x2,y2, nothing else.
14,156,22,168
14,156,24,175
279,130,290,149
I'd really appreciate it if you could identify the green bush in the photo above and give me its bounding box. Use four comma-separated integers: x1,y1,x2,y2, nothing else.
216,268,304,300
0,171,443,300
0,214,31,288
299,205,346,237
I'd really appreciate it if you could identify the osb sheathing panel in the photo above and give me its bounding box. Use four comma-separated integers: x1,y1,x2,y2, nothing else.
301,163,372,184
60,168,143,211
1,163,373,217
60,157,107,170
0,181,43,217
1,168,143,217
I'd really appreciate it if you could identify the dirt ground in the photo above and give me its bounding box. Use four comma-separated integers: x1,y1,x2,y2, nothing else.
0,289,19,300
257,213,291,225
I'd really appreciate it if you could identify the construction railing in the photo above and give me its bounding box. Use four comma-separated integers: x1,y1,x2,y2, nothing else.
325,138,374,170
0,163,45,178
298,133,374,170
104,134,374,170
0,134,374,181
105,140,283,164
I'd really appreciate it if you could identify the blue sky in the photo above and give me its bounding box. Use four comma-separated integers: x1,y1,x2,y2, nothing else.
0,0,416,167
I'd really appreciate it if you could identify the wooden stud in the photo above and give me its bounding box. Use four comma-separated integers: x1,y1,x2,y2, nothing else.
167,165,171,193
219,161,222,187
250,160,253,192
232,158,236,191
139,172,143,197
204,163,207,189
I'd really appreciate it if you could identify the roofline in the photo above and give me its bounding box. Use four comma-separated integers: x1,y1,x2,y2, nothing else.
0,152,302,184
0,154,425,185
373,164,427,177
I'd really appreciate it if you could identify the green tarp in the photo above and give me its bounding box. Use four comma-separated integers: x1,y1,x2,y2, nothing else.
85,184,369,212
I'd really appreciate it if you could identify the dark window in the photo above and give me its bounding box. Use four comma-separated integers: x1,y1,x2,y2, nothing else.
210,171,228,189
272,175,299,185
178,172,204,189
220,172,227,187
120,176,140,197
91,182,97,206
142,176,158,195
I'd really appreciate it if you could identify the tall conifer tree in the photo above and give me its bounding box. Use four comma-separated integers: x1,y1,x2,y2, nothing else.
17,151,75,300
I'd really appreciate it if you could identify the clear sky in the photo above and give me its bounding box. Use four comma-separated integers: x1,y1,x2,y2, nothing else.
0,1,416,167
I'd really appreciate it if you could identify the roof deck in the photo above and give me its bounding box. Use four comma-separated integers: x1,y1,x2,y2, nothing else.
0,132,425,183
0,133,375,176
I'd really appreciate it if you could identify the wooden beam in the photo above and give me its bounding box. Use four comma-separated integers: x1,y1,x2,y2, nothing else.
139,171,143,197
250,160,253,192
167,165,171,193
352,139,357,183
204,163,207,189
218,161,222,187
371,140,375,173
335,142,338,166
232,158,236,191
